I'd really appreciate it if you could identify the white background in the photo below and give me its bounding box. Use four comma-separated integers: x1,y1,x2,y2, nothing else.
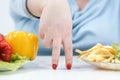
0,0,14,35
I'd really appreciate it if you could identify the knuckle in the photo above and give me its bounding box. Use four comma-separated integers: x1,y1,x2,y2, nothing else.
44,40,49,47
66,57,72,62
44,44,51,48
64,46,72,52
52,59,58,62
66,56,72,63
53,45,59,50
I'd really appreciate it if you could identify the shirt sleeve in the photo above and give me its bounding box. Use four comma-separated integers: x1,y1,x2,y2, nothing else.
10,0,38,22
9,0,40,36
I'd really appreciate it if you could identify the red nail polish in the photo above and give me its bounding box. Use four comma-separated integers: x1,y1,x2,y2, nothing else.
66,64,71,70
52,64,57,70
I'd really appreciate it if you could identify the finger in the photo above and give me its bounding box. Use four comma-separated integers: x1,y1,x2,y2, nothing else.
39,25,45,39
44,35,53,48
52,38,61,70
40,32,45,39
63,35,73,70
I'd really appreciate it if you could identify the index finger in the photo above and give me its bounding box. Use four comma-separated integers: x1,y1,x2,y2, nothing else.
52,38,61,70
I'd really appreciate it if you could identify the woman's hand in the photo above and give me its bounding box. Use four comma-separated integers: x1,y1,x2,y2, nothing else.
40,0,73,70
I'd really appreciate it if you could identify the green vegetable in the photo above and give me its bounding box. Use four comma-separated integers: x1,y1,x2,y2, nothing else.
112,43,120,60
0,53,28,71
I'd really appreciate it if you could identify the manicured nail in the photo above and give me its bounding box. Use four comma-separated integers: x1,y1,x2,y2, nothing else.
52,64,57,70
66,64,71,70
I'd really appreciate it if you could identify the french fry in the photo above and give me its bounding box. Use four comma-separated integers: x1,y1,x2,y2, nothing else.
76,43,118,63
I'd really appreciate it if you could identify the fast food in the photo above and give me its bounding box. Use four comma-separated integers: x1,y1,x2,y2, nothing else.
75,43,120,63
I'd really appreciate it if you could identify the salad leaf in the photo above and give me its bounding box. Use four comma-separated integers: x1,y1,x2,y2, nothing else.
112,43,120,60
0,53,28,71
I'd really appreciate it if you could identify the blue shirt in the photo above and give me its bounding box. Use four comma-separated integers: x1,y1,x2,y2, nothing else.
10,0,120,55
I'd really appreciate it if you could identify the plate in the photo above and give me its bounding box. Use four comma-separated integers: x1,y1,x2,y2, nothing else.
82,59,120,70
0,60,29,72
0,68,9,72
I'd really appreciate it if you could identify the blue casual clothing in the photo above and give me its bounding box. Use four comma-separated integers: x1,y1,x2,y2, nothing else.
10,0,120,55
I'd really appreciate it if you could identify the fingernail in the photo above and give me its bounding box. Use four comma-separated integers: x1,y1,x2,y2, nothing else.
66,64,71,70
52,64,57,70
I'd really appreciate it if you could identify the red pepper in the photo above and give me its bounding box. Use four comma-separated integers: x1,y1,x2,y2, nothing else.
0,34,12,62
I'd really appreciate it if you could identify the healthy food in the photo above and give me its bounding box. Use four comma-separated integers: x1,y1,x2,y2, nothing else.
0,34,12,62
5,31,39,60
0,31,39,71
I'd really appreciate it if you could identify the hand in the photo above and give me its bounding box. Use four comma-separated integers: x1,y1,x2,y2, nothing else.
40,0,73,70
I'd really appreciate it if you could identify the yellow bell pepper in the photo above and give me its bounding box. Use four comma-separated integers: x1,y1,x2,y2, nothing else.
5,31,39,60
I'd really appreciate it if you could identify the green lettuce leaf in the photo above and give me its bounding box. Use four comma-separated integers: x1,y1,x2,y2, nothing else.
0,53,28,71
112,43,120,60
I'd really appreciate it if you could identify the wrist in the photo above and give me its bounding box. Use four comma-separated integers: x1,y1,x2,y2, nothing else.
45,0,70,12
47,0,68,6
26,0,47,18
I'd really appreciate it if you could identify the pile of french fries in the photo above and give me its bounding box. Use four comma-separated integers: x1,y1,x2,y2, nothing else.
76,43,120,63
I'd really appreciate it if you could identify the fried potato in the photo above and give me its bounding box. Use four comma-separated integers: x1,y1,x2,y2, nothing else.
76,43,118,63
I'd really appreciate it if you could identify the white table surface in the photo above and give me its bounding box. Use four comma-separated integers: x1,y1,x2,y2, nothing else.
0,56,120,80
